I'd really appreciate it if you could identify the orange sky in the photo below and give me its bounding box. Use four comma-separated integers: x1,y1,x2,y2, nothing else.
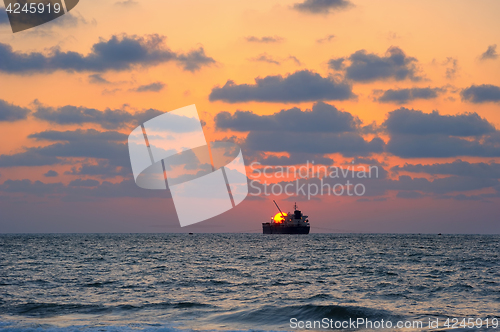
0,0,499,233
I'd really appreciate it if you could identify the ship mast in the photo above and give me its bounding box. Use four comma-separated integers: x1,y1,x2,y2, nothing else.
273,200,285,219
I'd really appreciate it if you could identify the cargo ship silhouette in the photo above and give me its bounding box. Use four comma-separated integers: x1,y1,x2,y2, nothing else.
262,200,310,234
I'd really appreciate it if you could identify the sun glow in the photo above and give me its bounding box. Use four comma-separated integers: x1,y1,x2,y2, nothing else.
273,212,287,223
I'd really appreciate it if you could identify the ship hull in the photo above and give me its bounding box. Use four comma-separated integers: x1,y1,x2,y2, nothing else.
262,223,310,234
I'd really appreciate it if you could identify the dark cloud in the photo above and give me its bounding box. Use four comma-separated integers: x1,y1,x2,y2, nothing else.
316,34,335,43
384,108,500,158
328,58,344,70
29,128,127,142
444,57,458,80
351,157,387,166
69,179,100,187
33,102,164,129
65,160,131,178
245,36,284,43
249,53,280,65
287,56,302,66
131,109,169,125
33,104,134,129
209,70,354,103
480,44,498,60
32,139,127,160
387,134,500,158
176,47,216,71
249,168,387,200
88,74,111,84
259,153,333,166
389,175,499,195
293,0,352,14
384,108,495,137
0,150,61,167
360,122,381,135
249,168,497,201
44,170,59,177
392,174,490,195
10,171,496,206
350,171,497,198
0,129,129,168
68,179,169,199
132,82,166,92
249,54,302,66
0,178,169,199
0,8,8,25
102,88,122,95
246,131,384,156
376,87,442,104
396,191,425,199
0,34,215,74
439,193,499,201
216,102,359,133
0,179,64,196
392,160,500,179
216,102,382,158
0,99,30,122
461,84,500,103
329,47,422,82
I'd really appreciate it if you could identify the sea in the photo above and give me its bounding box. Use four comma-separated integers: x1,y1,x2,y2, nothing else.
0,234,499,332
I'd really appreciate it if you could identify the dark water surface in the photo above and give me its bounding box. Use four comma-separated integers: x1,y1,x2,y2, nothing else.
0,234,499,331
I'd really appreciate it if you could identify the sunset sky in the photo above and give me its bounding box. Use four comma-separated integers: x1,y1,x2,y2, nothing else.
1,0,500,233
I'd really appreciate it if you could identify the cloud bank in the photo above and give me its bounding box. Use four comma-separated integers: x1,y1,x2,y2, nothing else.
33,102,164,129
480,45,498,60
0,99,31,122
376,87,442,104
216,102,383,157
393,160,500,179
215,101,358,132
461,84,500,103
209,70,354,103
293,0,352,14
329,47,422,82
0,34,215,73
0,129,129,168
0,8,9,25
384,108,500,158
245,36,284,43
132,82,166,92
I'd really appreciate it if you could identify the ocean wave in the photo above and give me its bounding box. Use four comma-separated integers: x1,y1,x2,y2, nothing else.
0,322,287,332
2,234,499,331
213,304,403,325
2,302,212,318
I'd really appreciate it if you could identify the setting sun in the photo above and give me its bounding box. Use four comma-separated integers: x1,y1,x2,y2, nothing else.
273,212,287,223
